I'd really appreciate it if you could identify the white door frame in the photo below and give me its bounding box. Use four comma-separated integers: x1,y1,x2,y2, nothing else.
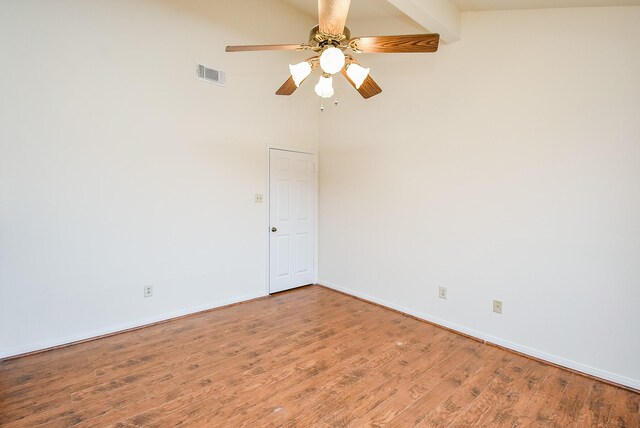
265,146,318,295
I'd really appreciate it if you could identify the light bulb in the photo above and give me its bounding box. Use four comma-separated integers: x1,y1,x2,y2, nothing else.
319,47,345,75
346,63,370,89
288,61,312,87
314,75,334,98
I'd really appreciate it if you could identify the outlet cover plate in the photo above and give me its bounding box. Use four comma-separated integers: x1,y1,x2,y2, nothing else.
439,286,447,300
144,285,153,298
493,299,503,314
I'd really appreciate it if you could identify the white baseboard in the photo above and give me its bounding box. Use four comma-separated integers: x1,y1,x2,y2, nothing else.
318,280,640,391
0,291,267,360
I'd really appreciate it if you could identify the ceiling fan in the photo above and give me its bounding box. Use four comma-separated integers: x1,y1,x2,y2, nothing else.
225,0,439,99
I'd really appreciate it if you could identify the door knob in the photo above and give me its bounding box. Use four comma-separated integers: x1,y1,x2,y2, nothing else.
271,227,277,232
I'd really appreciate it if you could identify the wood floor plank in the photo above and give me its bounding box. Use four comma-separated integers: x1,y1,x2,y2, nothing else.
2,291,344,425
131,312,420,426
0,285,637,427
15,295,386,426
477,359,550,426
345,341,491,426
398,347,509,427
292,328,457,426
448,353,534,427
0,290,315,400
1,290,334,424
549,372,595,427
387,343,499,427
102,302,414,426
606,388,640,428
269,328,462,427
0,289,307,375
578,381,619,426
508,365,571,426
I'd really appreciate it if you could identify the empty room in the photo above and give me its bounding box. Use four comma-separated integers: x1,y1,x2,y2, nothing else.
1,0,639,426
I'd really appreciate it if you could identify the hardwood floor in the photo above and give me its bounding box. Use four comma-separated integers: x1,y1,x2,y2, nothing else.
1,285,638,427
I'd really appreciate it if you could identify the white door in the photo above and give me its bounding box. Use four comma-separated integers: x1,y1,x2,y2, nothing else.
269,149,315,293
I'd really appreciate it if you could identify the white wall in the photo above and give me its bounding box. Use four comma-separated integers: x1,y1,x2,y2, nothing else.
0,0,318,357
319,7,640,389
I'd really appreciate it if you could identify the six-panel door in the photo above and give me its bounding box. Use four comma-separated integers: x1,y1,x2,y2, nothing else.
269,149,315,293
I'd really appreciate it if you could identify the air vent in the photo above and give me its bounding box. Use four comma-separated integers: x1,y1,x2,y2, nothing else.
197,64,225,86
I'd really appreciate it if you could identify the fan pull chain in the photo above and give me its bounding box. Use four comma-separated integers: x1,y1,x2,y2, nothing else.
320,98,340,112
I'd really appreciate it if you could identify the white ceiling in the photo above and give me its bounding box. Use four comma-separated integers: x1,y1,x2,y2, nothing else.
282,0,640,20
454,0,640,11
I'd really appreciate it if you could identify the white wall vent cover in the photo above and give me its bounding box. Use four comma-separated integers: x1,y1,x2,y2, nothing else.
197,64,225,86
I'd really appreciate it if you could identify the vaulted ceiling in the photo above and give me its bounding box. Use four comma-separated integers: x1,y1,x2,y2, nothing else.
454,0,640,11
281,0,640,44
283,0,640,20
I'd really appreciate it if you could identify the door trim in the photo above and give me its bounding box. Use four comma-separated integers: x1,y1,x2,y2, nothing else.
265,146,318,295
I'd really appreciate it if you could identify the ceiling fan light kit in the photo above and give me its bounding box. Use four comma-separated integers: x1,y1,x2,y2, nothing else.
225,0,440,101
319,46,346,74
315,74,334,98
289,61,313,86
345,62,370,89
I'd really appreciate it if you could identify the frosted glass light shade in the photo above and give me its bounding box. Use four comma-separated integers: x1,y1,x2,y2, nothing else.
289,61,312,87
314,75,334,98
346,63,370,89
319,47,345,74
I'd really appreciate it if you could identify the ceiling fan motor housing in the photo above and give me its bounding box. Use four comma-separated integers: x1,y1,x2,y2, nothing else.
309,25,350,49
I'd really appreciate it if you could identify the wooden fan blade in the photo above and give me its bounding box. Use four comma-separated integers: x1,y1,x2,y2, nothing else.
225,44,304,52
341,67,382,99
276,77,298,96
318,0,351,35
351,34,439,53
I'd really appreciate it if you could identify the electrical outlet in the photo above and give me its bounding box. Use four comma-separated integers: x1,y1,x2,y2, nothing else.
254,193,264,203
493,300,503,314
144,285,153,298
439,286,447,300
